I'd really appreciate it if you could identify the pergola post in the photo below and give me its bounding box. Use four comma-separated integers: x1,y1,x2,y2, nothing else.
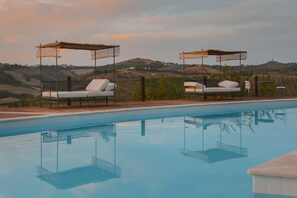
201,49,204,78
39,44,43,107
182,51,185,79
239,52,242,90
94,50,97,78
219,55,222,80
113,46,116,105
55,41,59,107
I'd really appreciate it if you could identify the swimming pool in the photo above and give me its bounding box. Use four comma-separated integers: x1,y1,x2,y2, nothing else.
1,100,297,198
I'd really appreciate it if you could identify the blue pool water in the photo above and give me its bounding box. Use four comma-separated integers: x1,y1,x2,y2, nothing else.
1,102,297,198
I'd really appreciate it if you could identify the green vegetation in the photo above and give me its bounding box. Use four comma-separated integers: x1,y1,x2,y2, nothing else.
0,91,32,100
259,82,276,96
6,98,40,107
133,76,183,101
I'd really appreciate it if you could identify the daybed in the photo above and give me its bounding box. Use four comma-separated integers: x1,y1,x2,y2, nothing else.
184,80,240,99
42,79,116,107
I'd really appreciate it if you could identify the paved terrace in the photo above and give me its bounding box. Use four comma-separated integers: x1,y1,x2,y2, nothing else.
1,97,296,119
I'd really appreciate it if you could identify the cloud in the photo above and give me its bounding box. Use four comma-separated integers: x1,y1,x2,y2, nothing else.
146,17,168,25
0,0,297,65
4,54,31,62
3,35,26,44
112,34,139,40
112,32,177,41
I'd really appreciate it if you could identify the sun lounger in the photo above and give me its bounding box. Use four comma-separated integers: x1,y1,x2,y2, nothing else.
184,80,241,99
42,79,116,107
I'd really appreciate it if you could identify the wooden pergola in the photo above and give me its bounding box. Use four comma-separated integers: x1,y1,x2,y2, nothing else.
36,41,120,105
179,49,247,77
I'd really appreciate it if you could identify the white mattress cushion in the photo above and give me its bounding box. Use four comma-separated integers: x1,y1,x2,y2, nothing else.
218,80,239,88
185,87,203,93
86,79,109,91
203,87,223,93
42,91,88,98
105,83,117,91
185,87,225,93
221,87,241,92
87,91,114,97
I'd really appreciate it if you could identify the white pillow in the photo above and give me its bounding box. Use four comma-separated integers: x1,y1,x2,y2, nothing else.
196,82,206,89
105,83,117,91
218,80,239,88
86,79,109,91
184,82,197,87
184,82,205,89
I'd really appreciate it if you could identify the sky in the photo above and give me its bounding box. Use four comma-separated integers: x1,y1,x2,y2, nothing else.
0,0,296,66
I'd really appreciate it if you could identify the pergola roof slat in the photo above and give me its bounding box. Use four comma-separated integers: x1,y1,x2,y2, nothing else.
37,41,119,51
179,49,247,60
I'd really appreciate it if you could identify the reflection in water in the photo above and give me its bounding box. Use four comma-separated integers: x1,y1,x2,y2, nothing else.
181,109,287,164
181,113,248,163
37,124,121,189
183,109,294,198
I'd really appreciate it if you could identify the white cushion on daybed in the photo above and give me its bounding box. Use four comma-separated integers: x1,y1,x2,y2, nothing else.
105,83,117,91
42,91,88,98
42,90,114,98
221,87,241,92
185,87,223,93
218,80,239,88
185,87,241,93
86,79,110,91
87,91,114,97
184,82,205,89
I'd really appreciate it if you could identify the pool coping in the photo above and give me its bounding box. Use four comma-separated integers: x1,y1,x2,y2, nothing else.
248,150,297,179
1,98,297,122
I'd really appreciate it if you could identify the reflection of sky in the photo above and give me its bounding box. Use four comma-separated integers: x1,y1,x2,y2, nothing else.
1,109,297,197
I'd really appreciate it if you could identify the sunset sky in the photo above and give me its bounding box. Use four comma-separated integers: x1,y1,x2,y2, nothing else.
0,0,296,66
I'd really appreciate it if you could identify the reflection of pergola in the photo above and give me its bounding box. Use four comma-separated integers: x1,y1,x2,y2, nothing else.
181,113,248,163
36,41,120,102
179,49,247,77
37,124,121,189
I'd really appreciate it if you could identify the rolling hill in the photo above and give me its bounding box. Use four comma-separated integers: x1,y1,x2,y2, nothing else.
0,58,297,104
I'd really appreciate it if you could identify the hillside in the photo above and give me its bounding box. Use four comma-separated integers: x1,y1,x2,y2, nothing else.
0,59,297,104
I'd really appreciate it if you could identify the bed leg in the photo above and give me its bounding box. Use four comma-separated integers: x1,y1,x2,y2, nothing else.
79,98,82,107
106,97,108,105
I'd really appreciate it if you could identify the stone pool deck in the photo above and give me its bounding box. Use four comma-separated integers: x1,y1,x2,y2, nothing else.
0,99,236,119
248,151,297,197
0,97,296,119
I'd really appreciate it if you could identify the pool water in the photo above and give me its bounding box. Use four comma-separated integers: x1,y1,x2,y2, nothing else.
1,107,297,198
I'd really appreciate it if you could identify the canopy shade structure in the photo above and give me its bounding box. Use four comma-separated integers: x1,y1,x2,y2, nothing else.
37,41,119,51
179,49,247,60
179,49,247,77
36,41,120,106
36,41,120,59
